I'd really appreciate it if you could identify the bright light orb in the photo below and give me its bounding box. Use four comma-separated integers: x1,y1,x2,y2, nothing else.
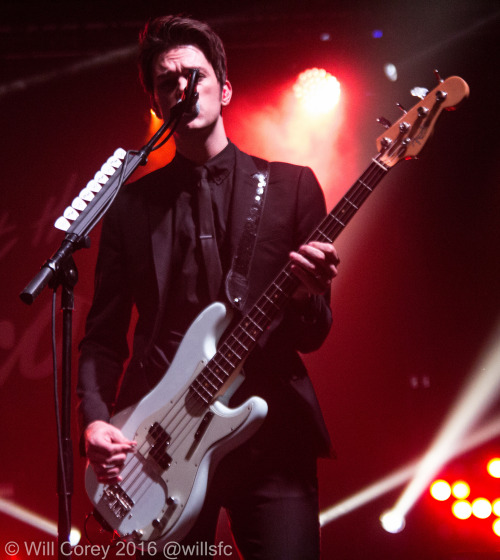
69,529,81,547
430,480,452,501
293,68,341,115
380,510,406,534
487,458,500,478
384,63,398,82
452,500,472,520
493,518,500,537
472,498,493,519
492,498,500,517
452,481,471,500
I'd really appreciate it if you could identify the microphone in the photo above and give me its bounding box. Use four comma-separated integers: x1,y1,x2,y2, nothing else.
171,68,200,119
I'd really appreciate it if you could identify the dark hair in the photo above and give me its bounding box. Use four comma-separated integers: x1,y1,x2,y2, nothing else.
138,15,228,96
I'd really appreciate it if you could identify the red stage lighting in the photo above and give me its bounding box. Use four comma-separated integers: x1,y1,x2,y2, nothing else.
293,68,341,115
452,480,471,499
430,479,452,501
487,458,500,478
452,499,473,520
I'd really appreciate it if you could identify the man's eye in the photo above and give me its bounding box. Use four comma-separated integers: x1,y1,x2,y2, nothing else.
157,79,176,91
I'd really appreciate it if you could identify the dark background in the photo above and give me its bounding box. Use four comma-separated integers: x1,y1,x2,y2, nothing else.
1,1,499,558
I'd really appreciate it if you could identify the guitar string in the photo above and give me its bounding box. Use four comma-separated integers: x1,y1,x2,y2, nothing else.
113,155,390,519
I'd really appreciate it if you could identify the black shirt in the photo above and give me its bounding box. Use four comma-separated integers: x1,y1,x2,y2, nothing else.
152,141,236,371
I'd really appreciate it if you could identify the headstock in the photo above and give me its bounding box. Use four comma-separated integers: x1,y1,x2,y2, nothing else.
376,75,469,168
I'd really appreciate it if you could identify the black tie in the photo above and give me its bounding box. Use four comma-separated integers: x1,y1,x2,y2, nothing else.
197,167,223,301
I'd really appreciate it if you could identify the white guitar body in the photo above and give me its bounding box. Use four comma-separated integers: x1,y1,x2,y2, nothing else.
85,302,268,546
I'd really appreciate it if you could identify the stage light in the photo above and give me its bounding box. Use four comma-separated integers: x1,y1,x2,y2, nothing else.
452,480,471,500
0,497,81,544
293,68,341,115
493,518,500,537
380,509,406,533
452,500,473,520
69,528,82,547
487,458,500,478
492,498,500,517
384,63,398,82
430,480,452,501
383,318,500,529
320,416,500,529
472,498,493,519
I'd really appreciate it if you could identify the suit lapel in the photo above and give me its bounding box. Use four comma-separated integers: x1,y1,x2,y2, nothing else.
146,165,178,312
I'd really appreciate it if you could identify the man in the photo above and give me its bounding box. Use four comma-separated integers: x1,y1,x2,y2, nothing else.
78,15,339,559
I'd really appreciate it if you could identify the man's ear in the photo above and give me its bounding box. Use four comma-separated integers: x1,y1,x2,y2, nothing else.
221,80,232,106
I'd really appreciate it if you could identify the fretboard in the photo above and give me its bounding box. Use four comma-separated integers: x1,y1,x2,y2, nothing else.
189,155,389,404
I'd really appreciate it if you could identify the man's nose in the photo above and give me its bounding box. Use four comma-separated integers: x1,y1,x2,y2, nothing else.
176,76,189,98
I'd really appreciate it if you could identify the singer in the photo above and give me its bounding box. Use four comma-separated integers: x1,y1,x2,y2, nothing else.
78,15,340,559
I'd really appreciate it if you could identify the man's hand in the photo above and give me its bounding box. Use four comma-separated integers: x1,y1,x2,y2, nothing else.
84,420,137,485
290,241,340,300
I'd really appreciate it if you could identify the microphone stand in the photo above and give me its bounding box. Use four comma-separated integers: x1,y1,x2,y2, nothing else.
18,69,199,559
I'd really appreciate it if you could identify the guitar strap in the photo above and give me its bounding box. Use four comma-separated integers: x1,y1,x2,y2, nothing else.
225,156,270,311
140,156,270,378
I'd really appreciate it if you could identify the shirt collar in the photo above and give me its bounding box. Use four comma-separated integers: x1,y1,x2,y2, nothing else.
173,140,235,185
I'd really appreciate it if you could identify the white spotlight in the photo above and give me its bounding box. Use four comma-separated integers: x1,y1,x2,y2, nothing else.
380,509,406,533
383,63,398,82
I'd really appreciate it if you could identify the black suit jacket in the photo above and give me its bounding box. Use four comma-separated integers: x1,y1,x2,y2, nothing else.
77,145,333,457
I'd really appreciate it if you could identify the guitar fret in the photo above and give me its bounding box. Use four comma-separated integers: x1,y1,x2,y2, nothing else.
214,354,233,372
229,336,248,353
263,294,279,309
272,282,284,294
190,383,210,404
333,216,346,228
372,158,388,171
209,361,229,381
358,180,373,192
193,377,214,397
343,197,359,210
316,228,333,243
224,343,242,361
220,351,236,368
199,371,218,390
206,363,224,384
239,324,257,342
252,306,271,324
247,315,264,332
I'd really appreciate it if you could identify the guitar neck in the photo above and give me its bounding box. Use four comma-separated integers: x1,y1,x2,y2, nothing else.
188,155,389,404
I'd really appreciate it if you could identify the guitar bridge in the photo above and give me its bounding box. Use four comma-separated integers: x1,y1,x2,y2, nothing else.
102,484,134,520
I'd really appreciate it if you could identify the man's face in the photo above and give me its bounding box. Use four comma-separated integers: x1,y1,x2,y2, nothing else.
151,45,231,134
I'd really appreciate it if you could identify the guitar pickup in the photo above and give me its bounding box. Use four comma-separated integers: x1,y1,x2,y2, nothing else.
147,422,172,471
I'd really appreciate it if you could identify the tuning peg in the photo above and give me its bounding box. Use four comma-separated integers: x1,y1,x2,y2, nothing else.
410,87,428,100
434,69,443,83
396,103,407,114
377,116,392,129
